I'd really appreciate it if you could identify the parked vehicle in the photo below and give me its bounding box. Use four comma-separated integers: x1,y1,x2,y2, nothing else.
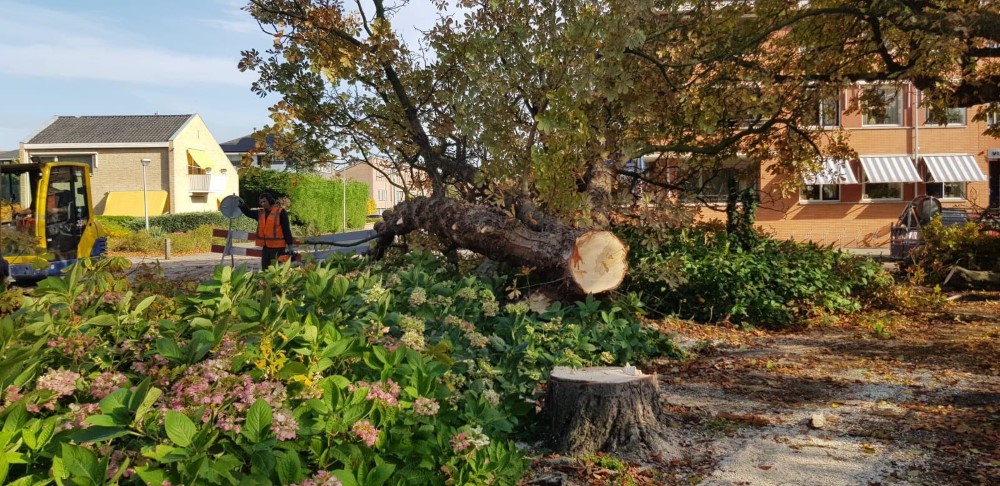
0,162,106,282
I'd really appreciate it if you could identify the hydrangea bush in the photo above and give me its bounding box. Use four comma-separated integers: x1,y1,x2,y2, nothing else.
0,253,676,485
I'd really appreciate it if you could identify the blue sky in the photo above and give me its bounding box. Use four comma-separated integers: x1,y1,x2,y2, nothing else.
0,0,438,151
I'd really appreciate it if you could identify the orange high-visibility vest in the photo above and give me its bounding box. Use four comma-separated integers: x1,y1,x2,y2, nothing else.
256,208,287,248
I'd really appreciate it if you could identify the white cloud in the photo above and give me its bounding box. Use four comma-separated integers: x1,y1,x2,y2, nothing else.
0,41,253,86
0,1,254,87
0,42,252,86
198,0,261,34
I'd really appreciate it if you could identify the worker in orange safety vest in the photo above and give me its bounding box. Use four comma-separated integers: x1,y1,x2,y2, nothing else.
239,192,295,269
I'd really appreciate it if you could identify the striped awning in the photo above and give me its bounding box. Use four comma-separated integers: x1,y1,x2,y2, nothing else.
922,155,987,183
859,156,921,183
803,158,858,185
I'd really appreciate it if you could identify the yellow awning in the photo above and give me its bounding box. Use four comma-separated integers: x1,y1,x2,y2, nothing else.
103,191,168,217
187,149,219,173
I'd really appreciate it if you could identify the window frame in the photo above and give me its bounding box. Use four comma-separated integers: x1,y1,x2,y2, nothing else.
925,106,966,127
925,182,966,200
988,111,999,128
862,86,904,127
803,96,841,128
678,167,759,205
800,183,841,202
861,172,903,201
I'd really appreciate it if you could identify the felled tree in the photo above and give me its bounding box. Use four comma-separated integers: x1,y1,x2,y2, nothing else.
239,0,1000,292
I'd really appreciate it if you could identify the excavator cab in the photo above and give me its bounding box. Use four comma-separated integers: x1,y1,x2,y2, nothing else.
0,162,106,282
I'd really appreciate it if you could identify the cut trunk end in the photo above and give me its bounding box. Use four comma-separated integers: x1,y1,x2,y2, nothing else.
567,231,627,294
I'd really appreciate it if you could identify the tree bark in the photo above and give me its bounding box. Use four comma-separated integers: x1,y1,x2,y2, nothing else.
373,196,627,294
542,366,670,456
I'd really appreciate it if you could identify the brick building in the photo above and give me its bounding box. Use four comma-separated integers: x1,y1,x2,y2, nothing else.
685,85,1000,248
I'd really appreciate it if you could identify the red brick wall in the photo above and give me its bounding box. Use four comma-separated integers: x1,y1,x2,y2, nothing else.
700,86,1000,248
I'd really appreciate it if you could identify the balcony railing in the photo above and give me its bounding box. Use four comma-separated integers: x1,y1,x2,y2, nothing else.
189,174,227,193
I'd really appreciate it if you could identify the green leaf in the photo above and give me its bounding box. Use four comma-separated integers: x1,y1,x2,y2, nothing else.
60,443,105,486
366,457,396,486
242,399,272,443
98,388,130,416
331,275,349,299
164,411,197,448
81,314,116,327
276,451,303,485
82,415,119,427
155,338,184,362
2,404,27,433
133,465,167,486
276,361,308,379
69,426,130,443
133,387,162,425
333,469,360,486
132,295,157,315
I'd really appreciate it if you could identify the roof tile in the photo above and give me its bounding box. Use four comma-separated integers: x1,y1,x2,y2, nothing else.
27,115,193,144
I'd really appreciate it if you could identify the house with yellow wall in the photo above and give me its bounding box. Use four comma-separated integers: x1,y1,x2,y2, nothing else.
16,114,239,216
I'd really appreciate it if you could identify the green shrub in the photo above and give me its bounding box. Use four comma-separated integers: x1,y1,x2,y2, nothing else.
99,213,257,236
240,168,369,232
620,225,892,328
107,225,216,255
908,218,1000,280
0,252,676,485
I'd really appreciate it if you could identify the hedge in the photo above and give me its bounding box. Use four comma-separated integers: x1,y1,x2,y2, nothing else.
240,168,369,233
97,213,256,234
97,168,369,237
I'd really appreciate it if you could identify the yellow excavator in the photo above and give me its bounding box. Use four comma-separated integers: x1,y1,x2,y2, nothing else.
0,161,106,282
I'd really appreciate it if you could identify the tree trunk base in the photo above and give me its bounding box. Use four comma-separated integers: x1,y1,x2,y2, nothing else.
542,366,672,458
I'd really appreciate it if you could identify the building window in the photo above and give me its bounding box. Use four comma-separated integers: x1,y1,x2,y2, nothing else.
378,189,386,201
800,184,840,202
988,111,999,128
395,189,404,203
862,87,903,126
926,107,966,126
679,167,758,204
926,182,966,199
804,97,840,128
862,172,902,200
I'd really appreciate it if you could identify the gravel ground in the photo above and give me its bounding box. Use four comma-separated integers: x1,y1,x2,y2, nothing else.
525,293,1000,485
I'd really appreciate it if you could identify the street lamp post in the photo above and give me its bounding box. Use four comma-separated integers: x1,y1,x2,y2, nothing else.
342,170,347,233
141,158,151,231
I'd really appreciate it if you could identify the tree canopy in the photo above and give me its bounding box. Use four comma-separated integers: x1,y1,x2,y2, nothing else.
240,0,1000,227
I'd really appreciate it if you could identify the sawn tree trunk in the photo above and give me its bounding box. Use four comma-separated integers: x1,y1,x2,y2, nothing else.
373,196,627,294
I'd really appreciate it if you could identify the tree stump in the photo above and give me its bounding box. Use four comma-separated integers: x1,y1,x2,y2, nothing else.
542,366,667,456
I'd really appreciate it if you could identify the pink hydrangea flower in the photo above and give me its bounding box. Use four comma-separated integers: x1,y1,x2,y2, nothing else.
413,397,440,416
90,372,128,399
272,408,299,441
293,470,343,486
450,432,471,453
37,368,80,398
351,420,379,447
